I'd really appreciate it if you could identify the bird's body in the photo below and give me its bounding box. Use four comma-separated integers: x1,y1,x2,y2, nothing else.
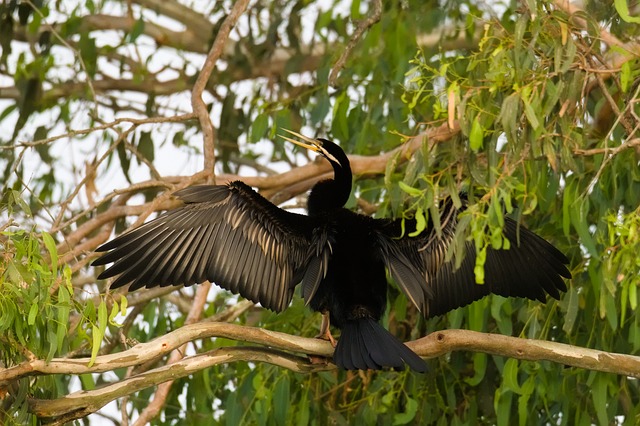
94,132,571,372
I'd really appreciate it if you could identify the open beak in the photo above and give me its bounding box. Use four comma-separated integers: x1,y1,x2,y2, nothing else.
279,129,322,153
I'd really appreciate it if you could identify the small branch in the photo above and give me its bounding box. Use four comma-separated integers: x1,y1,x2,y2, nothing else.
191,0,251,182
329,0,382,87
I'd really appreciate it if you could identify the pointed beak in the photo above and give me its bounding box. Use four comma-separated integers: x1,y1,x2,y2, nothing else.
279,129,322,153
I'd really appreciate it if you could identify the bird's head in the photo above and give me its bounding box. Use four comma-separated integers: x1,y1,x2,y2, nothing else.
279,129,352,213
280,129,349,171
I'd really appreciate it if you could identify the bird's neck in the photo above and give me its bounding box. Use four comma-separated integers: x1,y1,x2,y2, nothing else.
307,161,352,215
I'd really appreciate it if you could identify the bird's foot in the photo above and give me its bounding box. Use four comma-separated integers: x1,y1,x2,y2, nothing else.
315,328,337,347
315,312,337,347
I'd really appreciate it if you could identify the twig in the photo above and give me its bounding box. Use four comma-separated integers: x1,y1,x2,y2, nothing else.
329,0,382,87
191,0,252,183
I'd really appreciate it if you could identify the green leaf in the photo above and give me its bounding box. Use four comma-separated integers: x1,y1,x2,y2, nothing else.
474,246,487,284
592,375,609,426
621,61,631,93
398,181,422,197
408,207,426,237
273,375,290,426
521,95,540,129
251,113,269,143
120,295,128,316
563,285,579,334
137,131,154,163
503,358,522,394
41,231,57,275
296,389,310,426
469,116,484,151
47,329,57,361
57,284,70,353
465,353,487,386
615,0,640,23
27,297,39,325
393,397,418,425
89,324,102,367
127,18,145,42
89,301,108,366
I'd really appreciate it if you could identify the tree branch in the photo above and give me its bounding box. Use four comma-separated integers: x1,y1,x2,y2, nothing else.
6,324,639,423
191,0,251,182
329,0,382,87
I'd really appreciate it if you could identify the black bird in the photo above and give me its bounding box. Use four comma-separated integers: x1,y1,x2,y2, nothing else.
93,131,571,372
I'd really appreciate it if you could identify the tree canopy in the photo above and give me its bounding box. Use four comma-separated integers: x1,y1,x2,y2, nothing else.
1,0,640,424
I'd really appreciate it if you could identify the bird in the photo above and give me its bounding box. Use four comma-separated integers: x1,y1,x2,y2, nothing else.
93,130,571,372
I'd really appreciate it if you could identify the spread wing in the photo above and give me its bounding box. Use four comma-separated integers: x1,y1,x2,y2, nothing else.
94,182,324,312
374,199,571,318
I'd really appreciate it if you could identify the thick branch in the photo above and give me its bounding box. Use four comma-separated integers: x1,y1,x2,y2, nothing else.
8,325,640,422
413,330,640,378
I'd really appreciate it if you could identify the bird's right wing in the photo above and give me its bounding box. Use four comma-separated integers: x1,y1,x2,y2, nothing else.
94,182,325,312
374,199,571,318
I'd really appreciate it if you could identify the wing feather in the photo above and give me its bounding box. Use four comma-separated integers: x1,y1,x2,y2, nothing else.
94,182,321,312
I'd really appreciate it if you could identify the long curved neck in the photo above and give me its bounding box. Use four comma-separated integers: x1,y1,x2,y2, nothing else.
307,157,352,215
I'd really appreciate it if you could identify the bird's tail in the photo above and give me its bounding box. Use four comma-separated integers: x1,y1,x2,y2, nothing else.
334,318,427,372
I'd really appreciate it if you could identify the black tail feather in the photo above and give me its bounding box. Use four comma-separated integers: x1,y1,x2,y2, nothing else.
334,318,427,373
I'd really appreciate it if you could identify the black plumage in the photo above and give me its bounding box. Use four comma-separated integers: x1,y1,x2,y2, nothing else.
94,131,571,372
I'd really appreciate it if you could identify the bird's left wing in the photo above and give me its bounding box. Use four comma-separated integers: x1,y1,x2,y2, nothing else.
374,199,571,318
93,182,323,312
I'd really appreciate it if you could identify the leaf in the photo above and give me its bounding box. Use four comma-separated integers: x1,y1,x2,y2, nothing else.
120,295,128,316
108,300,119,325
495,390,513,426
621,61,631,93
465,353,487,386
251,113,269,143
591,375,609,426
503,358,522,394
127,18,145,42
563,285,579,335
98,300,108,331
273,375,290,426
474,246,487,284
521,95,540,129
393,397,418,425
27,297,39,325
116,142,131,184
89,301,108,366
57,284,70,353
295,389,310,426
78,33,97,77
89,324,102,367
41,231,57,275
137,131,154,163
408,207,426,237
615,0,640,23
398,181,422,197
47,329,57,361
469,115,484,151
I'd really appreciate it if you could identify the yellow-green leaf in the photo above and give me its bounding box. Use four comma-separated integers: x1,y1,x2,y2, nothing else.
470,116,484,151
